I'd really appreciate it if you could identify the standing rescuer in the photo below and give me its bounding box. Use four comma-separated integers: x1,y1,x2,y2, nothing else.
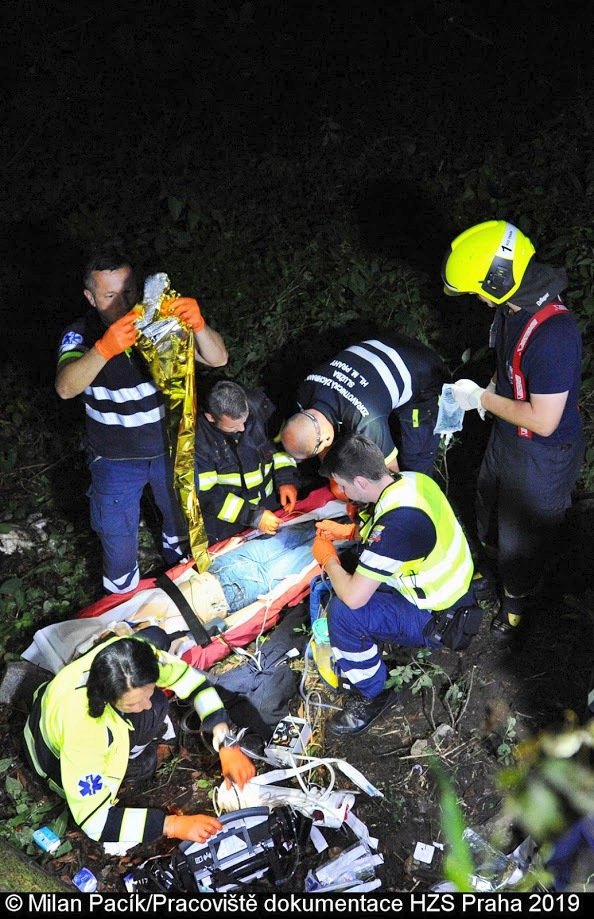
55,245,228,594
442,220,584,638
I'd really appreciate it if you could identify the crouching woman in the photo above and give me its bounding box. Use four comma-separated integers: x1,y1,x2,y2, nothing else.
23,633,255,848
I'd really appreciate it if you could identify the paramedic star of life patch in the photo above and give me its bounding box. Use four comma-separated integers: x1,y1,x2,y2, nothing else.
79,773,103,796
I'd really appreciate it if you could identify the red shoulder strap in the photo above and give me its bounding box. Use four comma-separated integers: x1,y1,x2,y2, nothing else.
511,302,569,438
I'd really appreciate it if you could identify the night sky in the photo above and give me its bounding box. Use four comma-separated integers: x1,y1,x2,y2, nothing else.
2,0,594,376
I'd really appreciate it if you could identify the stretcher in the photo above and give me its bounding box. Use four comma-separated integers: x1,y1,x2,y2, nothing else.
21,487,344,675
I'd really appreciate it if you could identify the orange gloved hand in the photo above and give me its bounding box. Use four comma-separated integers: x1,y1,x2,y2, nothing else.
312,535,339,568
279,484,298,514
315,520,357,542
257,509,281,535
170,297,206,333
163,813,222,843
219,745,257,789
95,310,139,361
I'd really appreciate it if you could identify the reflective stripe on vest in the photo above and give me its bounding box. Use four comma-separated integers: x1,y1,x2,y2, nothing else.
511,302,569,438
359,474,474,610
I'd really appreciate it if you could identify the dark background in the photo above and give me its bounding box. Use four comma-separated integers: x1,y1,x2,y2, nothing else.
2,3,594,890
2,0,594,382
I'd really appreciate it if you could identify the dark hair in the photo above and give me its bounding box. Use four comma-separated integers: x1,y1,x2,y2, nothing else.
83,244,134,291
86,638,159,718
319,434,391,483
205,380,249,420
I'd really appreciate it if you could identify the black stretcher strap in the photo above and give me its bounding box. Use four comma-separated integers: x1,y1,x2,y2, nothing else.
156,575,212,648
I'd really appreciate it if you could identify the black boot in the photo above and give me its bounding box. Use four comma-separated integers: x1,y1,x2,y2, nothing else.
472,568,498,607
491,595,524,642
328,689,398,736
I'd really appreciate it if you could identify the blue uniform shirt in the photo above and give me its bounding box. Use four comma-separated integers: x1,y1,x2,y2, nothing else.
297,336,448,463
57,310,169,459
494,308,582,443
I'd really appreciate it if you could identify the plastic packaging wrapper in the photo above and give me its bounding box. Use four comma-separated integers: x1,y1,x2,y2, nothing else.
434,383,465,436
305,842,383,892
431,829,539,892
462,827,521,891
213,753,382,830
134,273,209,571
213,777,356,829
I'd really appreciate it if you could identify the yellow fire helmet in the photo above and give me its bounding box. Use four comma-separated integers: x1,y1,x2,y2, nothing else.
442,220,536,304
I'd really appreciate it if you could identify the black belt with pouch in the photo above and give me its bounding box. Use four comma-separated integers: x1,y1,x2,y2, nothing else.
424,603,484,651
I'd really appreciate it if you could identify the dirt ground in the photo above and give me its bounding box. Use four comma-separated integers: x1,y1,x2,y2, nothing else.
2,523,593,895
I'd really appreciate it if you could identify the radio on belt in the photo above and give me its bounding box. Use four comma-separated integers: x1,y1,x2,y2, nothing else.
264,716,311,765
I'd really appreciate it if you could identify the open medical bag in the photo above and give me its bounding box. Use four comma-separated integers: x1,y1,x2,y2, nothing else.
123,806,310,893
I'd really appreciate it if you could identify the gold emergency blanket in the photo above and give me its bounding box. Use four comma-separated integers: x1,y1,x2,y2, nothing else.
133,273,210,572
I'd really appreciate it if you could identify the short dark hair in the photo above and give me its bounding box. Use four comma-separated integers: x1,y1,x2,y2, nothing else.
86,637,159,718
205,381,249,420
83,244,134,291
319,434,390,482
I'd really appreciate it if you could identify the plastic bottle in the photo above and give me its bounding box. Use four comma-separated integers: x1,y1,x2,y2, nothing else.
32,826,61,854
463,827,519,891
72,867,98,893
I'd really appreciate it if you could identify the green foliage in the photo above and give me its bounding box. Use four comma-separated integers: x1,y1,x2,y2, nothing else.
386,648,439,694
0,771,71,858
156,754,183,784
386,650,475,732
0,534,95,660
496,716,518,767
498,720,594,849
0,370,98,662
196,777,217,793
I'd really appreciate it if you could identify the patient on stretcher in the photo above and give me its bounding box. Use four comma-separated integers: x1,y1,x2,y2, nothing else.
21,517,346,674
90,520,319,651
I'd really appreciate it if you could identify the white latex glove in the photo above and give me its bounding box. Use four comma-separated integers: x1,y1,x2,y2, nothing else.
479,379,496,420
451,379,486,415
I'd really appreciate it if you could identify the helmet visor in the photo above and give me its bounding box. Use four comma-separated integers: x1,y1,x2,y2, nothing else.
441,249,465,296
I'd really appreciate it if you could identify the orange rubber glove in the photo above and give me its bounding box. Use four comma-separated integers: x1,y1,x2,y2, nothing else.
312,535,339,568
95,310,139,360
170,297,206,333
219,745,257,789
163,813,222,843
257,509,281,535
315,520,357,542
279,484,298,514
